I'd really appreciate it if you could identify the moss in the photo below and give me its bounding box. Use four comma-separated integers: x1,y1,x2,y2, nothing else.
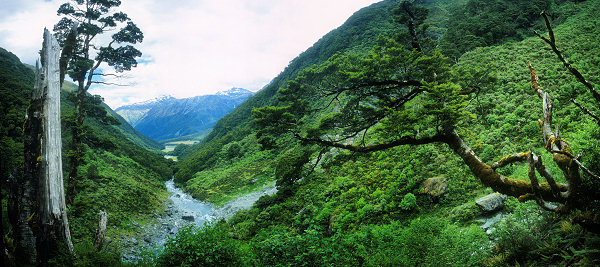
448,201,482,222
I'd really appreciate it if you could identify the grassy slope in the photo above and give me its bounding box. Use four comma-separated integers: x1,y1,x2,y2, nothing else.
59,80,163,152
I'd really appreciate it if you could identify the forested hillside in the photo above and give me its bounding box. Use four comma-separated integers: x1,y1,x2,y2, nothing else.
164,0,600,265
174,0,402,201
0,47,172,263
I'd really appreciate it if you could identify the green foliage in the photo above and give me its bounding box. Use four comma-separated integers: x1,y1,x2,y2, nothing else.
162,0,600,266
49,241,122,267
156,223,247,266
184,140,274,204
399,193,417,211
440,0,569,59
0,47,34,181
68,150,168,238
275,146,313,188
245,217,490,266
54,0,143,78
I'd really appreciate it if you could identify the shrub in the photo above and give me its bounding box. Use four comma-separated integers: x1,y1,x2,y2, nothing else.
156,223,246,266
399,193,417,211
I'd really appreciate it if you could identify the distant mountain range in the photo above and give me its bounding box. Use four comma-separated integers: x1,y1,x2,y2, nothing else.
115,88,254,140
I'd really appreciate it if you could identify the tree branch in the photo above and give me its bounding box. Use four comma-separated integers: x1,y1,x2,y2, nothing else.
535,11,600,105
571,98,600,125
529,61,584,207
551,150,600,180
294,132,444,153
528,151,560,211
532,153,564,197
90,81,130,86
490,152,529,170
444,130,568,203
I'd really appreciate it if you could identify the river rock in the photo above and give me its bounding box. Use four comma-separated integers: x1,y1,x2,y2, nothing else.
475,192,506,212
182,215,195,222
420,176,448,202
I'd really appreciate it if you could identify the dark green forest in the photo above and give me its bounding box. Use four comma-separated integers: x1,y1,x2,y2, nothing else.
2,0,600,265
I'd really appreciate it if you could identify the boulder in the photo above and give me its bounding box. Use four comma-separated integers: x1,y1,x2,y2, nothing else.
420,176,448,202
181,215,195,222
475,192,507,213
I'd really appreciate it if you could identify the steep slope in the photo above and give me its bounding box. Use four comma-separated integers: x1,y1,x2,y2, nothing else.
0,47,34,184
116,88,254,140
106,103,163,151
0,46,172,251
174,0,400,189
157,0,600,266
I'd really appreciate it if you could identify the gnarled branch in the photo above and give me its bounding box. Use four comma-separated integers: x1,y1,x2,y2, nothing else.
529,62,584,207
490,152,529,170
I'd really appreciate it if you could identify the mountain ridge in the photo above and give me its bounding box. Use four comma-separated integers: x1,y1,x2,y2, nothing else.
115,88,254,140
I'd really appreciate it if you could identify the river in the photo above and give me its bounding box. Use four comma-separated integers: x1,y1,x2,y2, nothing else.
121,179,277,261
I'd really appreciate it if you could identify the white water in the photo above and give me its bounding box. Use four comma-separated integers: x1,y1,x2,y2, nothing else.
165,180,215,224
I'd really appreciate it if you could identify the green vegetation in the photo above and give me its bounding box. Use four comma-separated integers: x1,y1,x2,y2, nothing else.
0,46,172,264
166,0,600,265
440,0,575,59
3,0,600,265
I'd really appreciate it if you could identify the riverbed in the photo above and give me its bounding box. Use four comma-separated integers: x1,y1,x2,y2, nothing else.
121,179,276,261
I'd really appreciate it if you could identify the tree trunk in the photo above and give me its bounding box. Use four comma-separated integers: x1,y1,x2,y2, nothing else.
93,211,107,251
443,130,567,203
17,62,44,264
15,28,74,265
36,28,75,263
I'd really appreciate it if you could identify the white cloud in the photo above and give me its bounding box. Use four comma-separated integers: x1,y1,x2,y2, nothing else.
0,0,381,108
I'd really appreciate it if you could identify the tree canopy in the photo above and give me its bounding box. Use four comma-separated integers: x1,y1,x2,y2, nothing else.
53,0,144,202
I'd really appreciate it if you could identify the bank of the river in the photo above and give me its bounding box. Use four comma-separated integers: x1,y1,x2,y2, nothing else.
120,179,277,262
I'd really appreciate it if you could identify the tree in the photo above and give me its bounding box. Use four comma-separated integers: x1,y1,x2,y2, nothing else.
53,0,143,202
253,2,598,218
14,29,75,266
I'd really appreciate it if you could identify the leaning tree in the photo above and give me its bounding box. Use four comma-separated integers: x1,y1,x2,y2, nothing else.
53,0,143,202
253,3,599,221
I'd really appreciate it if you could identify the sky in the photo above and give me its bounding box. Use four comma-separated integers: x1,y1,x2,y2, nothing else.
0,0,381,108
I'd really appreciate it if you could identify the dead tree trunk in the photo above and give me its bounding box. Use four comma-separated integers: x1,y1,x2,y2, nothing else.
37,28,75,263
16,28,74,265
93,211,107,251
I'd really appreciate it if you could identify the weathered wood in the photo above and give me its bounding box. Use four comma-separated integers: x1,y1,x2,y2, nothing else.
38,29,75,260
94,211,108,251
444,129,568,203
528,62,583,209
15,28,75,265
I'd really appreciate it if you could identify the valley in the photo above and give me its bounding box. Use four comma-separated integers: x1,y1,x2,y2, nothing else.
1,0,600,266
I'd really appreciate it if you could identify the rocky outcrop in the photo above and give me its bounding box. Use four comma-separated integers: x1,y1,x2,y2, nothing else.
420,176,448,202
475,192,507,213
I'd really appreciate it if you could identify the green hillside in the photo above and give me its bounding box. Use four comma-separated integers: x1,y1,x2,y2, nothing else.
174,0,403,199
163,0,600,265
60,81,163,151
0,47,172,262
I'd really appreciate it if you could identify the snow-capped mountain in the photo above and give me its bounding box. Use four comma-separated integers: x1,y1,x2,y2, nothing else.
115,89,254,140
